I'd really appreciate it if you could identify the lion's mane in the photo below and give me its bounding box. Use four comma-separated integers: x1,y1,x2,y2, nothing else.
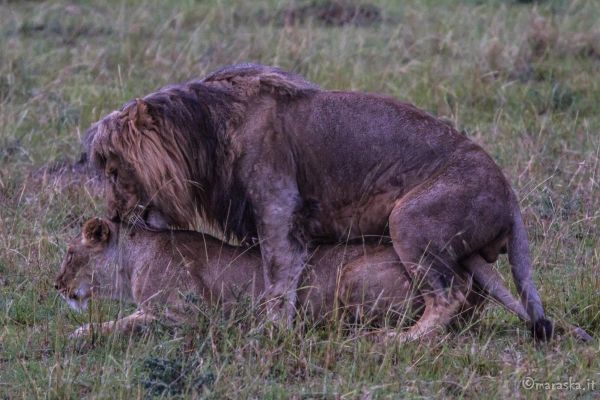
85,64,318,241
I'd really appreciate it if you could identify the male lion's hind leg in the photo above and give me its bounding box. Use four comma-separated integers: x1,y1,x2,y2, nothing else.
385,237,468,342
382,253,469,343
69,310,155,340
385,285,466,343
385,186,481,343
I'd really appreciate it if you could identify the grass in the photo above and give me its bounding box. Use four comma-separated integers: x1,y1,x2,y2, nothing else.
1,0,599,398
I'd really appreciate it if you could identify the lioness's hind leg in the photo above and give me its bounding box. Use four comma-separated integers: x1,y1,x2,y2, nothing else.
463,254,530,321
464,255,593,342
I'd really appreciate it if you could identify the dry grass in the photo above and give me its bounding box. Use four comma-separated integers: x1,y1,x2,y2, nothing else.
1,0,599,398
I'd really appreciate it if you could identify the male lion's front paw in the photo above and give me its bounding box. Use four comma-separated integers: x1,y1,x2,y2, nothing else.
263,291,297,329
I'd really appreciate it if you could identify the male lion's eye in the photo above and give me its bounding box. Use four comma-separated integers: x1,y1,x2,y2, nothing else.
107,169,118,183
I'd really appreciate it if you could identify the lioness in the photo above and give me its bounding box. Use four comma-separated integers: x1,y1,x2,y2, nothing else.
55,218,423,338
56,218,592,342
86,63,551,340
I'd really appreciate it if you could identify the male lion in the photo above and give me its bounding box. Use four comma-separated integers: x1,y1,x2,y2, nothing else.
86,63,552,341
56,218,592,342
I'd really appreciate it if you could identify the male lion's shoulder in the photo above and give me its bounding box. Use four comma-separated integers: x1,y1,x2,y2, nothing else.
202,63,319,98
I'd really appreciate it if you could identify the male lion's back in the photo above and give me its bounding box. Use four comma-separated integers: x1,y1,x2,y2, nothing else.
203,63,319,96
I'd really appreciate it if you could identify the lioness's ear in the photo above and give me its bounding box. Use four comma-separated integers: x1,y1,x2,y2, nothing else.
126,98,152,131
82,218,110,245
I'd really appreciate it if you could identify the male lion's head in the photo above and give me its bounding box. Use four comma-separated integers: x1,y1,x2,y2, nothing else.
86,67,304,239
86,95,213,230
55,218,124,311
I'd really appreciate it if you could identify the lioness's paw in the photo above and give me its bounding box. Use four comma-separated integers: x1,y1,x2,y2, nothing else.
69,324,92,340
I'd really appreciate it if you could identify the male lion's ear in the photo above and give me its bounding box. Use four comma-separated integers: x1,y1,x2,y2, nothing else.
82,218,110,245
127,98,153,131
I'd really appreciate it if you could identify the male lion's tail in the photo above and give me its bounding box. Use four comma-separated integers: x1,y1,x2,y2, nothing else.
507,198,553,341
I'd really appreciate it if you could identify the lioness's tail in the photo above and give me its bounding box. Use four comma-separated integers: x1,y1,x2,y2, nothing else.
508,198,553,341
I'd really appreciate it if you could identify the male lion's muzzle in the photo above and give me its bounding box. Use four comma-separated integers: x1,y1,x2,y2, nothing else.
119,205,170,231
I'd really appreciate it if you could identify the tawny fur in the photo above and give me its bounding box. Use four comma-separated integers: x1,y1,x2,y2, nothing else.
56,218,591,342
56,218,428,338
85,63,552,340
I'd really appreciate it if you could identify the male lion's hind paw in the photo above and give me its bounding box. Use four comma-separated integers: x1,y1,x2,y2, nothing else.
532,318,554,342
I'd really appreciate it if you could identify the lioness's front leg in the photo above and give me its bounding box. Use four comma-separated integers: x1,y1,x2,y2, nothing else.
246,171,308,326
69,310,155,339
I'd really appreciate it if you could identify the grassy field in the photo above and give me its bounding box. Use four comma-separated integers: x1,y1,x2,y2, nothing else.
1,0,599,398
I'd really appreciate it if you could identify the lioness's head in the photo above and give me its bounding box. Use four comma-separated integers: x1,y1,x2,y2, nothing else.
55,218,124,312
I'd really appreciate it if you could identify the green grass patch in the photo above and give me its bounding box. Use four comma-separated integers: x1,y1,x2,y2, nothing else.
1,0,599,398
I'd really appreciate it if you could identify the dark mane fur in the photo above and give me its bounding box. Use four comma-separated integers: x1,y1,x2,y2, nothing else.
86,63,318,243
